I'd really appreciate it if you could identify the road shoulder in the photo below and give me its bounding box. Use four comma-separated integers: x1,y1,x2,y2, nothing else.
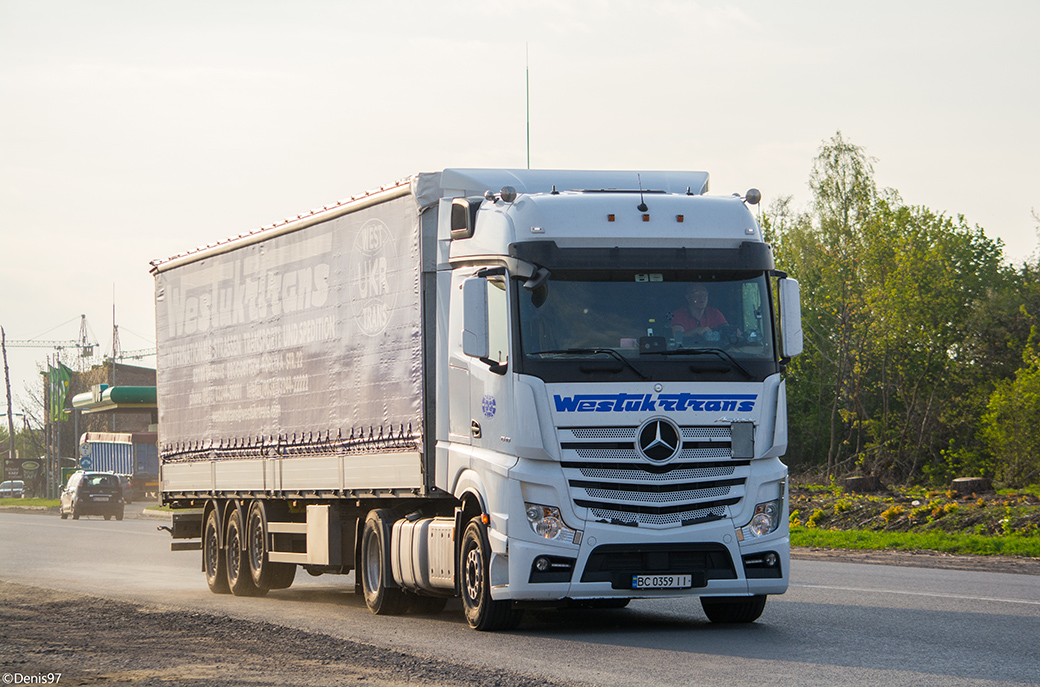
793,546,1040,575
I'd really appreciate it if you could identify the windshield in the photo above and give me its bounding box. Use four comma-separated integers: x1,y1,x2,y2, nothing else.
517,270,776,381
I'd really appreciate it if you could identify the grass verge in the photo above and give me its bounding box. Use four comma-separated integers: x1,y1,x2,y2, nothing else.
0,498,59,508
791,525,1040,558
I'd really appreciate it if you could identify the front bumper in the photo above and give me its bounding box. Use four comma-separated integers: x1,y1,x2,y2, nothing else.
491,518,789,601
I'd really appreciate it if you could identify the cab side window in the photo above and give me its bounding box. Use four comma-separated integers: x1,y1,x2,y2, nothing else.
486,277,508,364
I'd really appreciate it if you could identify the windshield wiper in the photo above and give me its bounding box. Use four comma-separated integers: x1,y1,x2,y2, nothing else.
647,347,753,379
528,348,649,380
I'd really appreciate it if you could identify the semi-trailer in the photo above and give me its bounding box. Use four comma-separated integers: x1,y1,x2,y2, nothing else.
154,169,802,630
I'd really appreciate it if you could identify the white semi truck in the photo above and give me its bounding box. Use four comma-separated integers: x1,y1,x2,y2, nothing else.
153,169,802,630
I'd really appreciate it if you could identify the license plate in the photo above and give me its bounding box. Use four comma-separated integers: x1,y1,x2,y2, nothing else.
93,496,109,502
632,574,693,590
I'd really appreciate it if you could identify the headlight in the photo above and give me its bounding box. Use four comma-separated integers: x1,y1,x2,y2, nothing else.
738,498,783,540
525,503,582,545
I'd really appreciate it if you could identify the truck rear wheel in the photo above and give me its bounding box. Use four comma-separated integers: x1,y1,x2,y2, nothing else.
460,518,522,631
700,595,767,623
361,509,408,615
226,508,266,597
204,508,231,594
247,501,296,592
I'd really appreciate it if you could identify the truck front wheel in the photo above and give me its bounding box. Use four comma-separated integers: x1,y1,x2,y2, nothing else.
361,509,408,615
460,518,522,631
700,595,767,623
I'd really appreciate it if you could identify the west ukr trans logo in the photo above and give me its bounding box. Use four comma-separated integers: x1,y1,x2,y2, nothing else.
553,393,756,413
351,218,397,336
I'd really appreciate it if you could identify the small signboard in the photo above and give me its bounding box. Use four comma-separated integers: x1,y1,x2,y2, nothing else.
79,457,92,470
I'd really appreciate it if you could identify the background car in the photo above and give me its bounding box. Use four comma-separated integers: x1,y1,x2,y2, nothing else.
0,480,25,498
60,471,124,521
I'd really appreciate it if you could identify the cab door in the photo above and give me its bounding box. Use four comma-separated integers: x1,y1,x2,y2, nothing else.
467,272,513,454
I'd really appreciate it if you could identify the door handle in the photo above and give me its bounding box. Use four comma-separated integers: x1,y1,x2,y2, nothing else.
471,420,482,439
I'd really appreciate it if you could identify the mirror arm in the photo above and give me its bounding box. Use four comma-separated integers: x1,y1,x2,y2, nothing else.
479,358,508,376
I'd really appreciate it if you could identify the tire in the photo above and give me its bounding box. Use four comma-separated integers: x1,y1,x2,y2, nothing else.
204,508,231,594
247,501,296,592
60,506,68,520
226,508,266,596
269,560,297,590
104,514,112,521
701,595,767,623
460,518,522,631
115,510,124,521
71,505,80,521
361,509,408,615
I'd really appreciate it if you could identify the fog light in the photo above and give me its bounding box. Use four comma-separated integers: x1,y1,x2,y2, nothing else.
764,552,778,567
534,556,551,572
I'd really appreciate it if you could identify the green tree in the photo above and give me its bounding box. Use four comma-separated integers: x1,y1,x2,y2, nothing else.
767,131,1013,484
981,340,1040,486
769,131,878,476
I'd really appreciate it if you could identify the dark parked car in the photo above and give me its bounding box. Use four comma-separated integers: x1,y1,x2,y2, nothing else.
60,471,124,521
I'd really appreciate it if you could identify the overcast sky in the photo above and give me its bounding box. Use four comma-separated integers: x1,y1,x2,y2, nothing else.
2,0,1038,417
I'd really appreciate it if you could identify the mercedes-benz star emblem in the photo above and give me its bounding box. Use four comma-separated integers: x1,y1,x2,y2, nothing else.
637,418,682,463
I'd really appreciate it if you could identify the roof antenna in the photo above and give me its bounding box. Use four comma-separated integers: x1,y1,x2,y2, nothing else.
637,174,648,212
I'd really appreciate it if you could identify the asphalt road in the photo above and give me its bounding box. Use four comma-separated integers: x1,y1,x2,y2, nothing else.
2,508,1039,686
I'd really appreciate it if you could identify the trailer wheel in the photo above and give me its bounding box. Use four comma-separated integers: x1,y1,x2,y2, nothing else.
361,509,408,615
247,501,296,592
460,518,522,631
226,508,266,597
204,508,231,594
269,560,297,590
700,595,767,623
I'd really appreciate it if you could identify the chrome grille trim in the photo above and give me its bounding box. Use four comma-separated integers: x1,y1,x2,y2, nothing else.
582,485,733,503
572,464,738,481
560,423,748,528
585,504,730,527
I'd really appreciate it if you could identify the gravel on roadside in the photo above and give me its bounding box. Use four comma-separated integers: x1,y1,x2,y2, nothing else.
0,581,574,687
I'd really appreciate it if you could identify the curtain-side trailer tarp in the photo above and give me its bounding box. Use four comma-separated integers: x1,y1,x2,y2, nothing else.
153,186,426,494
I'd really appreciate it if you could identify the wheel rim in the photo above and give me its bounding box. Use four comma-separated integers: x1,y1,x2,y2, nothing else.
464,541,483,604
248,511,264,574
205,523,219,577
363,528,380,594
227,523,240,581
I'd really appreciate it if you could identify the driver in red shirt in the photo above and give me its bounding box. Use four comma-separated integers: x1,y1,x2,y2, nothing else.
671,284,726,337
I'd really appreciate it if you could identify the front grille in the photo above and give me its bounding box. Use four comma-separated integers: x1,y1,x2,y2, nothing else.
581,543,736,588
559,425,750,528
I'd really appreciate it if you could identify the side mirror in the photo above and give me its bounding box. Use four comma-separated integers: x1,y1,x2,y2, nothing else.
778,278,803,358
462,277,489,359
